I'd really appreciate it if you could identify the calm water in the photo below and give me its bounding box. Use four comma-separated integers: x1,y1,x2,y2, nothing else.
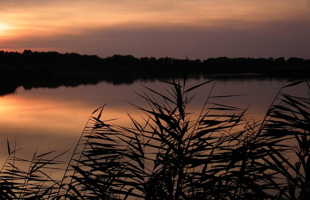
0,77,294,169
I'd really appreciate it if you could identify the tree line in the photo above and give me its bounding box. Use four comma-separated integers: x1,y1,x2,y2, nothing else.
0,49,309,96
1,49,309,74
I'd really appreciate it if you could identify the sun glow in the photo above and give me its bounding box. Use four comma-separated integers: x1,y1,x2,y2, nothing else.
0,23,11,34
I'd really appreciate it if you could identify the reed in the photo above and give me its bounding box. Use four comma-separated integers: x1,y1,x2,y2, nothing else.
0,79,309,199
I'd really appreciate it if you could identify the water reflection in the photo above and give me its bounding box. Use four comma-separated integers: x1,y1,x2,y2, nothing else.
0,78,288,167
1,77,310,198
0,72,289,97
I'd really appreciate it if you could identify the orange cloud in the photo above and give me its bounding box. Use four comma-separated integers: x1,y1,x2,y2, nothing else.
1,0,309,40
1,0,309,58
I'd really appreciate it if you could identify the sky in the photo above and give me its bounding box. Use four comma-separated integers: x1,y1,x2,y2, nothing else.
0,0,310,59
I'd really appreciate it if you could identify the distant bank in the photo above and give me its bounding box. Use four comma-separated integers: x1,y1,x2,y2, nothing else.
0,49,309,96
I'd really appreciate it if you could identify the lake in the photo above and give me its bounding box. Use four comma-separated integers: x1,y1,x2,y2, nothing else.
1,75,310,198
0,76,290,166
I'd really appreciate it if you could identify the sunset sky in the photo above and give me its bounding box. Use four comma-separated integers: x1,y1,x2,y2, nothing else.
1,0,309,59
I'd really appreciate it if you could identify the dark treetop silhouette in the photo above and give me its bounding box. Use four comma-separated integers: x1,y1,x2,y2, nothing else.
0,49,309,96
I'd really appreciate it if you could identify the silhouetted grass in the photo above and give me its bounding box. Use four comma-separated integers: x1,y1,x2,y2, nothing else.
1,79,309,199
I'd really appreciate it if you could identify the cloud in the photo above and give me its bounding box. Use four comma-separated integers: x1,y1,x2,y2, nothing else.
2,0,309,34
2,18,309,59
1,0,309,58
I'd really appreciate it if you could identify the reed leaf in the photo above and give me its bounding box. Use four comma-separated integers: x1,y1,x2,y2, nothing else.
2,78,310,199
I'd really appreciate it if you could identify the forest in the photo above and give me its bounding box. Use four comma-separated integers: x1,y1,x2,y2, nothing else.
1,50,310,73
0,49,309,96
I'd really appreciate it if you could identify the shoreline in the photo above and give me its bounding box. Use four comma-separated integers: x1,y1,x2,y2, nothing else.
1,50,309,96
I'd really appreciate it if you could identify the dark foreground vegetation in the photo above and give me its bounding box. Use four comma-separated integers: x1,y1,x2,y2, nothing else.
1,79,310,199
0,49,310,96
